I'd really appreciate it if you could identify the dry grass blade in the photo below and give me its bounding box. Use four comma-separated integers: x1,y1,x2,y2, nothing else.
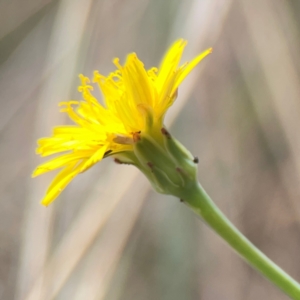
24,166,141,300
165,0,233,124
0,0,52,40
72,176,149,300
238,0,300,217
17,0,94,299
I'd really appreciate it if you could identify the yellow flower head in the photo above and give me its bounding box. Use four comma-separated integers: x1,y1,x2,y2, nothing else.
33,39,212,206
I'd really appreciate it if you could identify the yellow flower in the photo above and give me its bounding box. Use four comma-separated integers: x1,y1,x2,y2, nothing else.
33,39,212,206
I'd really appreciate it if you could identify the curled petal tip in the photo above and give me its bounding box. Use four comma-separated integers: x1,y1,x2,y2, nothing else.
113,57,122,69
41,200,49,207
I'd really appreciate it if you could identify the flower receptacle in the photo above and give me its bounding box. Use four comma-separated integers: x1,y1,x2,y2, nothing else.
132,128,199,199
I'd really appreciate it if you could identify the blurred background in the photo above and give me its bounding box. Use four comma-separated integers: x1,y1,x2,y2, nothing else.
1,0,300,299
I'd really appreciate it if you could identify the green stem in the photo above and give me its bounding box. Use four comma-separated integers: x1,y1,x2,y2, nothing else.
183,182,300,299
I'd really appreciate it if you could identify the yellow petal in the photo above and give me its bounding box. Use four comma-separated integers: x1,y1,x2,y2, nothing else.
53,126,94,136
41,161,86,206
79,144,108,172
156,39,187,92
173,47,212,92
32,151,93,177
36,137,97,156
123,53,155,107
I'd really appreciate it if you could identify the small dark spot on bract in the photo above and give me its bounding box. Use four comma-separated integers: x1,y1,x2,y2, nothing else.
147,162,154,170
161,128,171,138
104,150,112,157
114,158,122,164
